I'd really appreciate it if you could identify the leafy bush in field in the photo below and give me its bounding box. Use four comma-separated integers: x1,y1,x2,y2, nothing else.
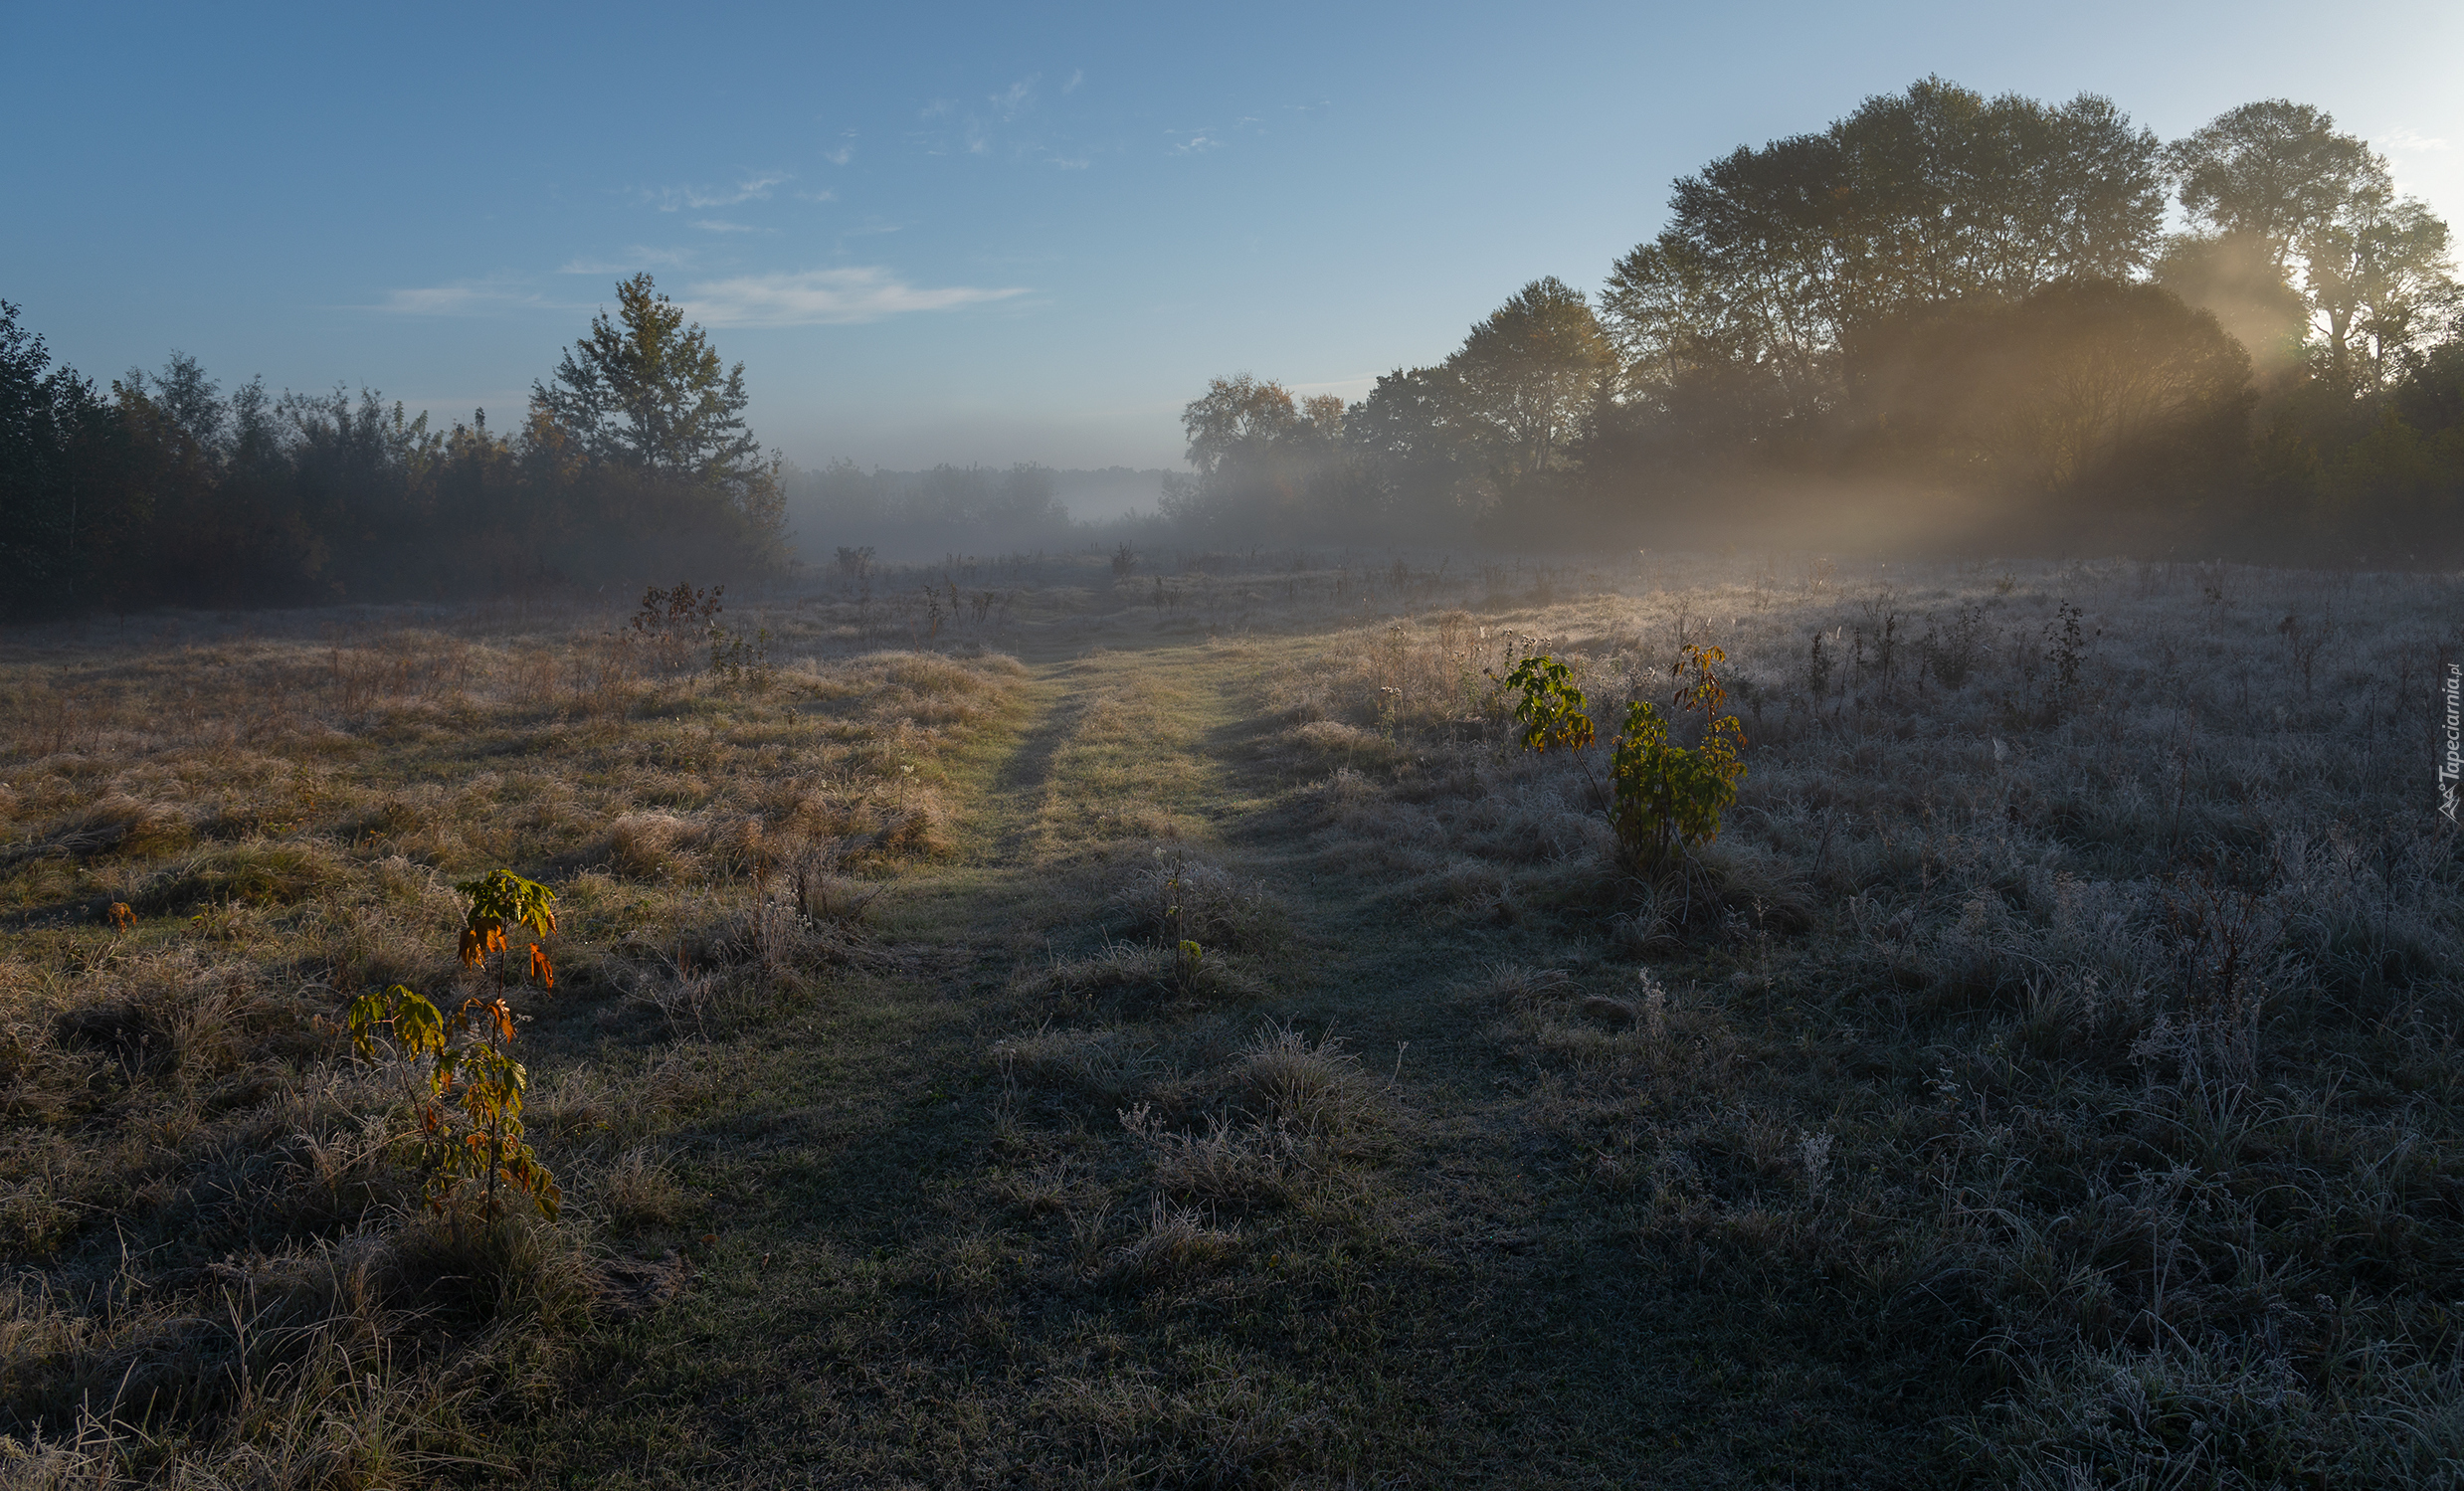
1502,643,1747,873
1609,644,1747,871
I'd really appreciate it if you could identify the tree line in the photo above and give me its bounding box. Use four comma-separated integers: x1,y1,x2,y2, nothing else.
0,274,787,621
10,84,2459,619
1171,82,2464,562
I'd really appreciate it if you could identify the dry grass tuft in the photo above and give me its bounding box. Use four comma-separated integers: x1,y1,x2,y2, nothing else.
1233,1022,1383,1139
0,1215,580,1489
600,1145,695,1230
779,837,883,928
1131,1110,1312,1206
1106,848,1284,952
1457,960,1574,1009
1102,1196,1241,1287
607,811,705,881
996,1025,1164,1103
7,793,193,866
131,841,349,914
1010,942,1268,1016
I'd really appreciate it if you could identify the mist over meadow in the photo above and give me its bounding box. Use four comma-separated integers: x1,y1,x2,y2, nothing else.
7,81,2460,621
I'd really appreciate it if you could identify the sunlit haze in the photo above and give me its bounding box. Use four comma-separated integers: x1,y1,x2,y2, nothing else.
8,0,2460,483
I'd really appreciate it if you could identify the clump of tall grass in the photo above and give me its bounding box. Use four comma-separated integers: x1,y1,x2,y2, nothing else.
1103,1020,1395,1221
1107,848,1284,953
1099,1196,1242,1288
1233,1022,1382,1140
0,1212,591,1489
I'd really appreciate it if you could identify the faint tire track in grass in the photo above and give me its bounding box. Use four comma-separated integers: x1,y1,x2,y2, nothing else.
1020,651,1230,863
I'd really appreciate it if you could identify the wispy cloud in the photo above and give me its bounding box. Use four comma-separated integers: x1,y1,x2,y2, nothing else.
1063,69,1083,93
644,171,790,212
823,140,854,166
1166,107,1301,158
2384,127,2450,154
374,280,551,315
991,76,1037,120
692,219,762,234
556,247,696,276
679,267,1027,327
921,75,1087,162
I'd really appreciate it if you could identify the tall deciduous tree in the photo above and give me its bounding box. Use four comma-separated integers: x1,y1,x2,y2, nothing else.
1602,79,2165,430
1180,373,1301,477
2167,101,2460,394
2165,101,2381,274
1171,373,1310,533
1342,365,1469,520
120,351,229,460
1165,376,1370,537
2303,192,2458,394
1439,277,1612,504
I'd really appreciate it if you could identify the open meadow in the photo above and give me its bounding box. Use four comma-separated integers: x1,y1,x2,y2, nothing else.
2,550,2460,1488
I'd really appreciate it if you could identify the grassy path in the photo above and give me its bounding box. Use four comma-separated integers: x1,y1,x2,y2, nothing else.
503,640,1271,1485
509,639,1924,1488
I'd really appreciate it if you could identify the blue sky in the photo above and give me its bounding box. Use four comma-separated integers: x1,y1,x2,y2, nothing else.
6,0,2459,483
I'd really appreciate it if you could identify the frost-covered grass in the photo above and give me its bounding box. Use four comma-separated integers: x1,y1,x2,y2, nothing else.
5,551,2456,1486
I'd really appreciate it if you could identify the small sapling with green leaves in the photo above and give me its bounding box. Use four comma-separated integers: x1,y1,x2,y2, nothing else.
1502,644,1749,875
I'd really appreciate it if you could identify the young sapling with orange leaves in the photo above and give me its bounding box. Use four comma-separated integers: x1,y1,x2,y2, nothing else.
347,867,563,1219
